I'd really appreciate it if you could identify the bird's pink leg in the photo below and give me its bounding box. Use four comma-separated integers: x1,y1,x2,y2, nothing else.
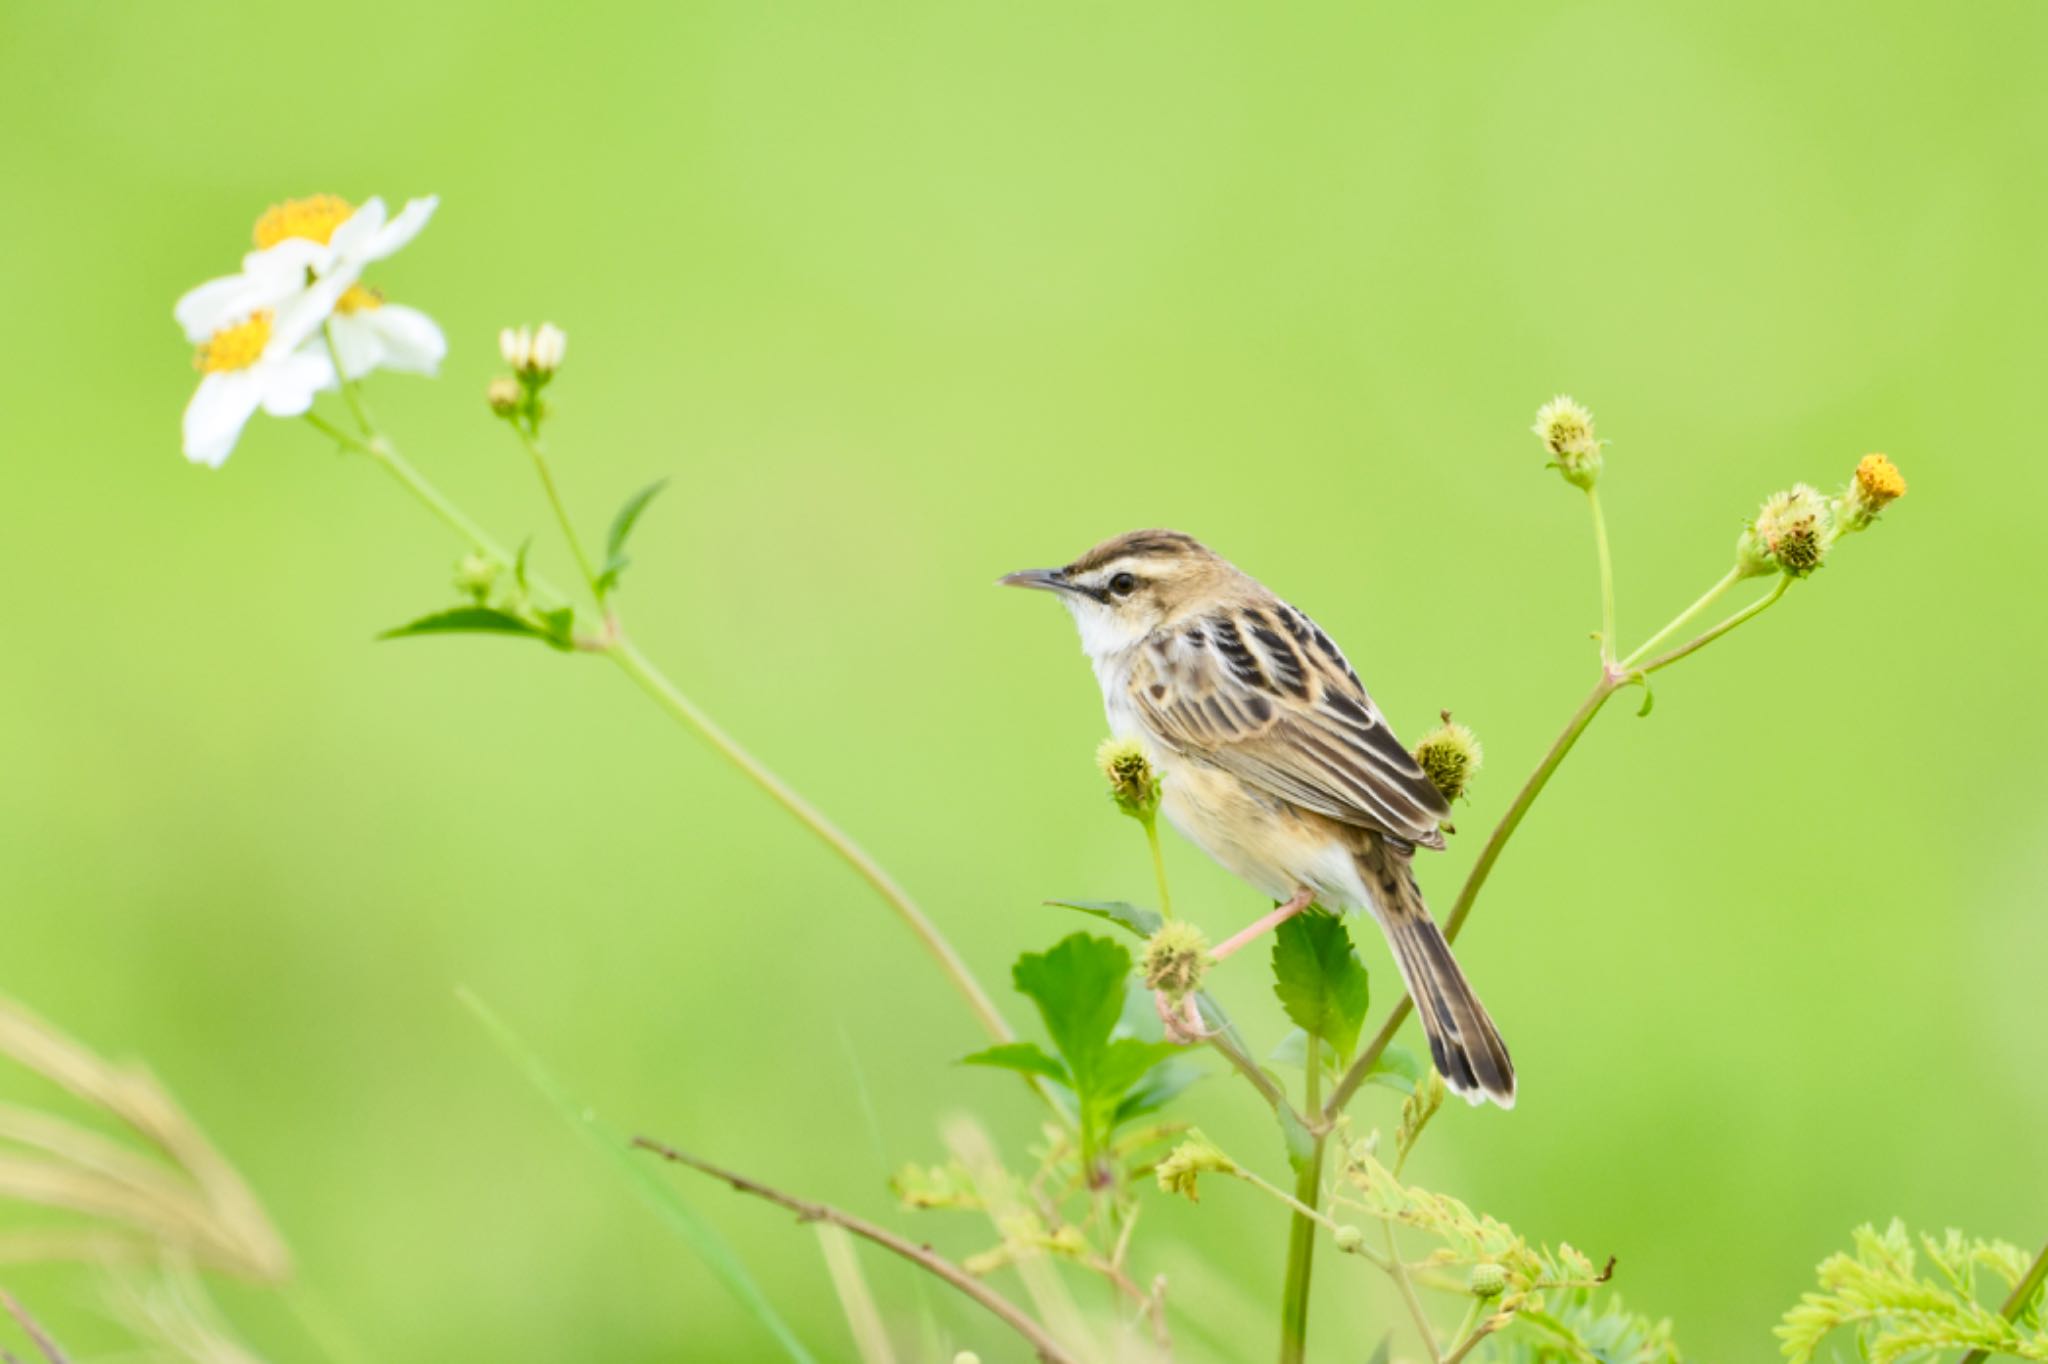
1209,886,1316,962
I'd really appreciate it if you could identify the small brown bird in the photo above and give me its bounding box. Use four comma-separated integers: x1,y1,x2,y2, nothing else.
1003,529,1514,1107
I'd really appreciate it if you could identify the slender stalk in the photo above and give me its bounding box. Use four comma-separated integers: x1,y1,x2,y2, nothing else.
1620,566,1740,669
632,1138,1082,1364
608,637,1012,1042
1586,486,1617,666
1324,676,1619,1117
0,1289,69,1364
1141,815,1175,921
1200,1008,1302,1124
1958,1234,2048,1364
304,408,1013,1049
1323,573,1793,1119
1278,1037,1326,1364
1635,576,1791,676
1385,1221,1442,1364
513,422,606,607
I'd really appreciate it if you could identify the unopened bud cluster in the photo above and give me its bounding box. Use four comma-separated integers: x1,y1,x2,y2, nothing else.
488,322,568,427
1413,718,1483,805
1735,454,1908,579
1155,1131,1236,1203
1532,395,1605,490
1470,1262,1508,1298
1096,736,1161,822
453,553,499,603
1142,921,1211,1001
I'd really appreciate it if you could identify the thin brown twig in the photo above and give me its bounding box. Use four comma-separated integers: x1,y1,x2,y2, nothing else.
631,1137,1082,1364
0,1290,69,1364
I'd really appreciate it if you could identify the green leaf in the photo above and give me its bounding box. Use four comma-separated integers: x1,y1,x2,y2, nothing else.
513,538,533,593
597,479,668,593
457,988,819,1364
1011,933,1134,1089
1363,1043,1427,1096
537,606,577,650
1114,1056,1204,1125
1269,1027,1344,1082
379,606,559,647
1045,899,1162,938
1271,912,1370,1061
959,1042,1069,1085
1277,1103,1318,1174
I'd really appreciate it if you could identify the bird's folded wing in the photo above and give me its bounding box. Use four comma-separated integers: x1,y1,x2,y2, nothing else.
1130,603,1449,846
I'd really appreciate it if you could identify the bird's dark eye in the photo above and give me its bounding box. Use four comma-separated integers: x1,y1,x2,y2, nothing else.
1108,572,1138,596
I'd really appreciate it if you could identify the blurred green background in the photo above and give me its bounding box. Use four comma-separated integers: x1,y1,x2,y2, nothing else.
2,1,2043,1359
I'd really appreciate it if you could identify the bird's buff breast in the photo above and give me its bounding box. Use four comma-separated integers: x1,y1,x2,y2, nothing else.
1155,756,1372,912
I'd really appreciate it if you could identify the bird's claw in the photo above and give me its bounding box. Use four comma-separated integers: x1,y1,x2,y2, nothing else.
1154,989,1216,1044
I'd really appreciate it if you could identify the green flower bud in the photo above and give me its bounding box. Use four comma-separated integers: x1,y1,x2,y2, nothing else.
1142,921,1211,1000
1470,1262,1507,1298
1096,736,1161,820
1333,1224,1365,1254
1413,717,1483,805
1532,395,1605,490
1155,1131,1235,1203
454,553,499,603
1751,484,1834,578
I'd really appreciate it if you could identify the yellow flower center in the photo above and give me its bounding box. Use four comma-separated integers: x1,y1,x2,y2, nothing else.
335,284,384,314
252,194,355,249
194,312,274,373
1855,453,1906,504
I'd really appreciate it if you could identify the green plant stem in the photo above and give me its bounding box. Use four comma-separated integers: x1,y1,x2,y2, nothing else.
514,420,606,608
1958,1234,2048,1364
1587,486,1616,665
1620,566,1741,668
633,1138,1082,1364
1141,814,1174,921
1278,1036,1326,1364
1321,573,1795,1122
304,407,1016,1051
608,636,1013,1044
1386,1221,1442,1364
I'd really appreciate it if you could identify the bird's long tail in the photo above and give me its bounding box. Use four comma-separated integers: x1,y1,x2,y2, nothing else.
1358,841,1516,1108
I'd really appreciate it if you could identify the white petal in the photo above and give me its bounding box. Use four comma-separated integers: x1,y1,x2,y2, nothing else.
369,305,447,375
257,350,336,415
364,195,438,262
174,272,275,342
240,236,329,282
323,315,382,380
325,197,388,263
182,372,264,467
268,268,353,355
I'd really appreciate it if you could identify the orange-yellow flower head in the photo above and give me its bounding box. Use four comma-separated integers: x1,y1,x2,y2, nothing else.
1841,453,1907,531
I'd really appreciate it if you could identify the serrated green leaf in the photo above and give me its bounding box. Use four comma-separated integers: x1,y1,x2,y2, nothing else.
597,479,668,593
959,1042,1069,1084
379,606,554,645
1271,912,1370,1061
1045,899,1161,938
1012,933,1133,1089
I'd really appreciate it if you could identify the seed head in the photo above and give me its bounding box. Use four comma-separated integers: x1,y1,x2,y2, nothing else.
1142,921,1211,1000
1533,395,1605,489
1096,736,1160,820
1155,1132,1236,1203
1751,484,1834,577
1839,453,1907,532
1333,1224,1365,1254
1413,718,1483,805
1470,1262,1508,1298
454,553,499,603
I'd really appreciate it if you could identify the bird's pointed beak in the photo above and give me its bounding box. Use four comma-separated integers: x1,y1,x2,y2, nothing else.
997,567,1072,594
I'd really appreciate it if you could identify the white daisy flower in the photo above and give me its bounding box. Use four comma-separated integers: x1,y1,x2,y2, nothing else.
173,194,444,465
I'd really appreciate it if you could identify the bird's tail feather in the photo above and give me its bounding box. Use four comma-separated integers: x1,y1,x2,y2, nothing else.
1360,845,1516,1108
